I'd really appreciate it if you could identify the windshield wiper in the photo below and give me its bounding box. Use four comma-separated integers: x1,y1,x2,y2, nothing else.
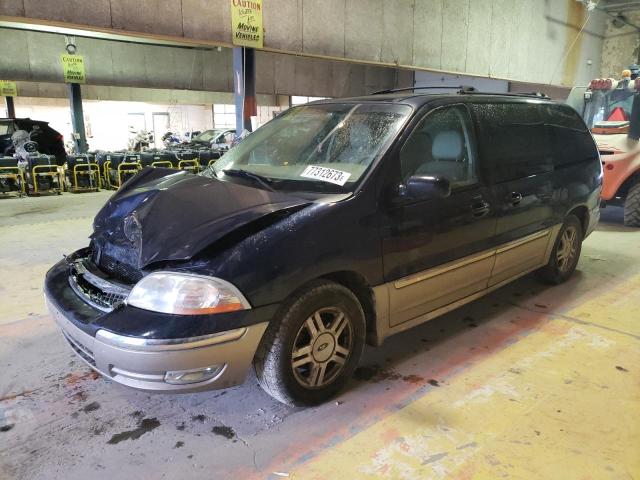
222,169,276,192
277,178,345,193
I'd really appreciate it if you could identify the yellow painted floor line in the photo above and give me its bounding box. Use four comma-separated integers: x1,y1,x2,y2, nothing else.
289,277,640,479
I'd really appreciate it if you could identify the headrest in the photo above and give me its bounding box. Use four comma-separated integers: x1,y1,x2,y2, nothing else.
432,131,463,160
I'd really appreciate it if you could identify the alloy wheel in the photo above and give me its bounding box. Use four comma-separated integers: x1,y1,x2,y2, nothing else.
557,225,578,273
291,307,353,389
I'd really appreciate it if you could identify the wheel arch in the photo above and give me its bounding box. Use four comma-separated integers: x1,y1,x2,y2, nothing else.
319,271,378,346
567,205,589,234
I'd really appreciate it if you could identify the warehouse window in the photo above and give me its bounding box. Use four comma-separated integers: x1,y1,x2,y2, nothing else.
127,112,146,132
214,104,236,128
291,96,328,106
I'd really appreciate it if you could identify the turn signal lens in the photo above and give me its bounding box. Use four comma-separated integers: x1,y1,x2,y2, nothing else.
127,272,250,315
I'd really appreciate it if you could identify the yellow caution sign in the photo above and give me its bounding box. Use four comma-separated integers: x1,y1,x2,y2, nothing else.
0,80,17,97
231,0,263,48
61,54,86,84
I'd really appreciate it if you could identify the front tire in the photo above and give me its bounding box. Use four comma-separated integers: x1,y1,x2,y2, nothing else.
623,180,640,227
536,214,583,284
254,280,366,406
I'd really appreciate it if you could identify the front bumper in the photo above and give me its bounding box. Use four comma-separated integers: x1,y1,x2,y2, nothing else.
44,251,274,393
46,295,267,392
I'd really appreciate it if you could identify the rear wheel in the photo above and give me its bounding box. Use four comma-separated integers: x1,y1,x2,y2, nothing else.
623,180,640,227
537,215,583,284
254,280,365,406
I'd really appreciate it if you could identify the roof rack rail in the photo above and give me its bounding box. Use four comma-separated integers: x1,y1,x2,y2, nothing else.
369,86,550,99
370,85,477,95
459,90,550,99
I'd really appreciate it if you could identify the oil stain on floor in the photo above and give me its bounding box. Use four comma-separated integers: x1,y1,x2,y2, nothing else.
107,418,161,445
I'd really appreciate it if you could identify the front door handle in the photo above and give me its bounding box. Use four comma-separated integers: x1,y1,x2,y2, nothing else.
510,192,523,206
471,200,490,217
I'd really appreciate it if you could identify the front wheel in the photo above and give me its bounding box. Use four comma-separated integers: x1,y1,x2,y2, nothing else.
536,215,583,284
254,280,366,406
623,180,640,227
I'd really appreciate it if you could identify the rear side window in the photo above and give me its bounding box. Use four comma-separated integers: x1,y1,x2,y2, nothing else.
540,104,597,168
0,121,13,135
470,102,552,183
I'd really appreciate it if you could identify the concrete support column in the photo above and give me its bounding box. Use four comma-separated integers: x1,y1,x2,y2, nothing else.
67,83,88,153
5,96,16,119
233,47,257,136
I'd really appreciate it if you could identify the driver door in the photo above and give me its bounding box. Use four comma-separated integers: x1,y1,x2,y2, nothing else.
381,104,498,327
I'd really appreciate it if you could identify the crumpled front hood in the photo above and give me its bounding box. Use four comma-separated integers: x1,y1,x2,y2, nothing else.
92,168,309,268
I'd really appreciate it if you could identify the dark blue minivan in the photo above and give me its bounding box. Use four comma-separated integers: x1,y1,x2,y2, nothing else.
45,90,602,405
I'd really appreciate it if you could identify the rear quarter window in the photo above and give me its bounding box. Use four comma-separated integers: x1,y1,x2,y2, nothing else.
470,102,552,184
0,121,15,135
540,104,597,168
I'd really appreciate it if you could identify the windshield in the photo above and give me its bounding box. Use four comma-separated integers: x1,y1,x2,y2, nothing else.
193,129,225,142
583,89,636,128
206,103,411,193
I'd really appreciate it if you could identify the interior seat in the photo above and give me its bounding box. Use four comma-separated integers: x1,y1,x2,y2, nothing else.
416,130,467,182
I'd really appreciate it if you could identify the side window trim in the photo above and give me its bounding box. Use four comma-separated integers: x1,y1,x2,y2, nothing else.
457,104,482,188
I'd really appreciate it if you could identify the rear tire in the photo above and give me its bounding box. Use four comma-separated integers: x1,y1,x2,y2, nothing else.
536,215,583,285
623,180,640,227
254,280,365,406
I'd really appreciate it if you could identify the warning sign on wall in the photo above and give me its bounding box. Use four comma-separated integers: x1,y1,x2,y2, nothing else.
0,80,17,97
61,54,86,84
231,0,263,49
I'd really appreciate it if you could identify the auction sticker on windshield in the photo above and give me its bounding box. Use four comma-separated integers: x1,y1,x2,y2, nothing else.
300,165,352,186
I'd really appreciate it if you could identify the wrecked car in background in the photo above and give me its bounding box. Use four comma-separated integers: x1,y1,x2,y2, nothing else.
45,90,601,405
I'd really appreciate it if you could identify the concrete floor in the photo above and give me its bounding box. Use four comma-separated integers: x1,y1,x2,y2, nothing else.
0,192,638,480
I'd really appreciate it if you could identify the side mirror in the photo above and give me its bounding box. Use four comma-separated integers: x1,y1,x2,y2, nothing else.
399,175,451,202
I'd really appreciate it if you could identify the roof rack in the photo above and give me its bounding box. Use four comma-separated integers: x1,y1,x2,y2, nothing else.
459,90,550,99
370,86,549,99
370,85,477,95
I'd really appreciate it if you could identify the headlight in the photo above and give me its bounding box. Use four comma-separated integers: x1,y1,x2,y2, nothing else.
127,272,250,315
